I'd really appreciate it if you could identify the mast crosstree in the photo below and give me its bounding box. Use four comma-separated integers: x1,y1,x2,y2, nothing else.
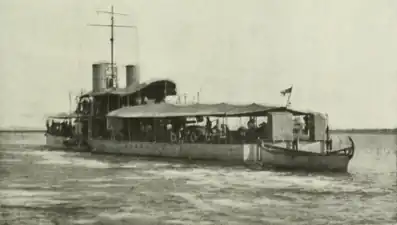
88,5,136,88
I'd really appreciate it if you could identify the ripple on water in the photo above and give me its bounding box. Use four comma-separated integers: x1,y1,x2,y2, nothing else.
0,133,395,225
0,158,22,163
211,198,254,210
0,189,60,198
171,192,218,212
74,177,114,183
0,189,66,207
35,154,111,169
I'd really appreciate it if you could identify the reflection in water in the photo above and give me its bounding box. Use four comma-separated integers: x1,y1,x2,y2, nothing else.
0,132,396,225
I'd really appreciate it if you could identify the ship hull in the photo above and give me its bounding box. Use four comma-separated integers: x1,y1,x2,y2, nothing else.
88,139,249,164
88,138,355,172
44,133,89,152
45,133,68,149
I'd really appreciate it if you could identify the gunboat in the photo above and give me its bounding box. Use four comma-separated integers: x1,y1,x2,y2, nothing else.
44,6,355,172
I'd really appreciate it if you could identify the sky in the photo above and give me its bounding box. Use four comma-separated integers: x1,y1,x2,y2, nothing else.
1,0,397,129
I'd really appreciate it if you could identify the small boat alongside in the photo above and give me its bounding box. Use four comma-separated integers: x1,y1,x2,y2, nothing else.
257,137,355,172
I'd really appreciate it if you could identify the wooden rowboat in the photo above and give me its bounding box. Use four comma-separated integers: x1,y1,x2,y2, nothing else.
256,137,355,172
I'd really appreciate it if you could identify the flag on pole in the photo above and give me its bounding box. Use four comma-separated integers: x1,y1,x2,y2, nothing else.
280,86,293,107
280,86,293,96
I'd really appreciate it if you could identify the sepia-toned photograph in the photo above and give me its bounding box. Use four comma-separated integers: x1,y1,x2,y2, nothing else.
0,0,396,224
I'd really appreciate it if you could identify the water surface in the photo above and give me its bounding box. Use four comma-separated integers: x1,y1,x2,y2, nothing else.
0,132,395,225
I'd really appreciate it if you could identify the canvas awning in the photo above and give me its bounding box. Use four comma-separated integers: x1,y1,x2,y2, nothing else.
106,103,316,118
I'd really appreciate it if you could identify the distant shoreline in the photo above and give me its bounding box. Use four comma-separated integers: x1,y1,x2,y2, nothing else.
331,129,397,134
0,128,395,134
0,129,45,133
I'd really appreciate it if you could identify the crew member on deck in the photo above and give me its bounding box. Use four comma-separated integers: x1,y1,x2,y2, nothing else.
145,123,153,141
245,117,257,142
247,117,256,130
213,119,220,132
82,98,90,115
205,117,212,134
50,120,56,135
142,96,149,105
303,115,310,134
46,120,50,133
166,120,173,131
293,117,305,150
326,125,332,150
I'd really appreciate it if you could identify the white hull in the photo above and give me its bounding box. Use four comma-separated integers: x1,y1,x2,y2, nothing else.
89,139,253,164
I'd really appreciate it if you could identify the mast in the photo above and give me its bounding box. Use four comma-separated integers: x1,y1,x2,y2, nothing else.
88,5,136,88
68,91,72,114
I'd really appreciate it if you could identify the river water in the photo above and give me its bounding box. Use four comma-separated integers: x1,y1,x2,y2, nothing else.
0,132,395,225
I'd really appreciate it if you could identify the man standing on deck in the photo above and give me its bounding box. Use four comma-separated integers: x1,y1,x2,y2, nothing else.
46,120,50,133
325,125,332,150
205,117,212,134
293,117,305,150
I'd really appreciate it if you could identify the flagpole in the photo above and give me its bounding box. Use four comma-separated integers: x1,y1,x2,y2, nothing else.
286,92,292,107
286,85,293,107
197,92,200,104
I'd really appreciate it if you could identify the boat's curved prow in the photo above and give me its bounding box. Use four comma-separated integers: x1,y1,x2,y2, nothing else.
347,136,355,160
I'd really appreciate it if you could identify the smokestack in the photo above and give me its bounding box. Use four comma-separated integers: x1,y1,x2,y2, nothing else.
92,62,110,93
126,65,140,88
